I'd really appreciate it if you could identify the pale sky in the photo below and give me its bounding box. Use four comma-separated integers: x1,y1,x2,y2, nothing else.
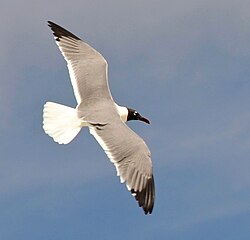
1,0,250,239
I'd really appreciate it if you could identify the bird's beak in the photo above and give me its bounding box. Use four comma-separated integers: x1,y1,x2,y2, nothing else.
138,115,150,124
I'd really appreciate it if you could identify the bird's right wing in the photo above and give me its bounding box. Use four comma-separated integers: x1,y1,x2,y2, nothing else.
48,21,113,105
89,119,155,214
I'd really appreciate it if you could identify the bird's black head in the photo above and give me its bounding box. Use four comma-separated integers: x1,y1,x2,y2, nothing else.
127,108,150,124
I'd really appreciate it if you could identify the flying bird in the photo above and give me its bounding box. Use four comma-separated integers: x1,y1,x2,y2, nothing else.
43,21,155,214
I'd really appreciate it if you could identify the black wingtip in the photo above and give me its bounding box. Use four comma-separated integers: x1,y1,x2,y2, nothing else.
131,175,155,215
47,20,81,41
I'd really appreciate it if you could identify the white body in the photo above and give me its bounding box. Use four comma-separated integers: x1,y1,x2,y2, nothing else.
43,21,154,214
43,102,128,144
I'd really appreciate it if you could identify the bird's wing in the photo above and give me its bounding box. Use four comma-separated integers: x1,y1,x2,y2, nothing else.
48,21,112,105
89,119,155,214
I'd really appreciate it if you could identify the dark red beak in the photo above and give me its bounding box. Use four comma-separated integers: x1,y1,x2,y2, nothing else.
138,115,150,124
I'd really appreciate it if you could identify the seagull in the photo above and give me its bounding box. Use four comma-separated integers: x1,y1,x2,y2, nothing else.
43,21,155,214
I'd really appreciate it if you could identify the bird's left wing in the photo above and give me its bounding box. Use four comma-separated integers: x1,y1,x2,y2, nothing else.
89,119,155,214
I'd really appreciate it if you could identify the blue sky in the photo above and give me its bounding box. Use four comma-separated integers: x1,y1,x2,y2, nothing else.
1,0,250,239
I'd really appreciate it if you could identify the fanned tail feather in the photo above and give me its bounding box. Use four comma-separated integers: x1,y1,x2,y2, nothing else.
43,102,82,144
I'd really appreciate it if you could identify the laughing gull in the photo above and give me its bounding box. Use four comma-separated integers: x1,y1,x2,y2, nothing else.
43,21,155,214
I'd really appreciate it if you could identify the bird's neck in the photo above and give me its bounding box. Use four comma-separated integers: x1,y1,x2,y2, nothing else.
115,104,128,122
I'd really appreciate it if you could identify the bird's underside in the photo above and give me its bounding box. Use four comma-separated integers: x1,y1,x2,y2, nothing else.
43,21,155,214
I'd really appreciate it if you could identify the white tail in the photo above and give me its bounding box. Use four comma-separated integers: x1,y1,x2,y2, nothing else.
43,102,82,144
